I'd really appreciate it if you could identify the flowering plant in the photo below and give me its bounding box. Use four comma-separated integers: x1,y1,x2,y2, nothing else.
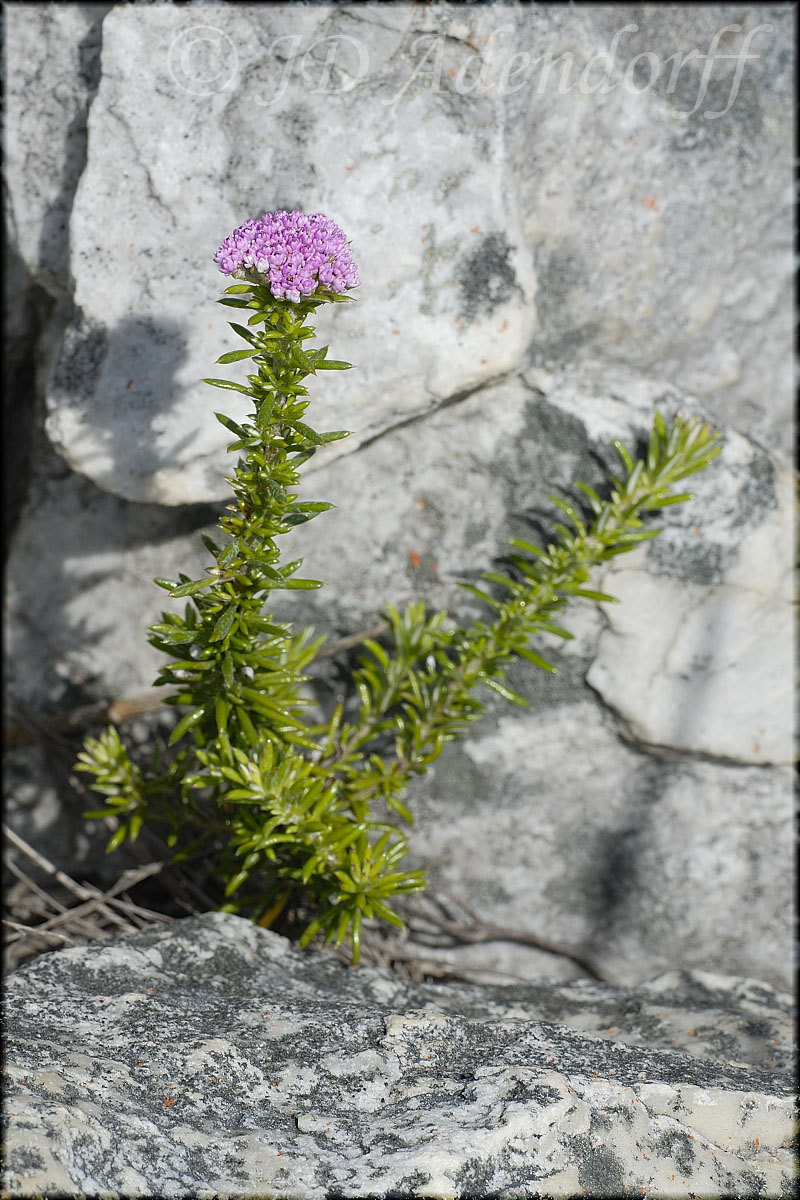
76,211,721,964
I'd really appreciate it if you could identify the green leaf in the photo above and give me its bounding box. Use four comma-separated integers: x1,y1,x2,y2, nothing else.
289,501,335,519
370,898,406,929
386,795,414,824
484,677,529,706
548,495,586,533
456,582,501,609
224,870,251,897
314,359,352,370
221,654,235,691
613,528,661,544
507,537,548,560
362,638,390,669
483,571,521,593
227,321,260,342
215,696,231,734
298,907,338,949
106,825,129,854
249,618,292,635
149,628,203,645
516,646,558,674
236,706,260,748
216,348,260,364
214,412,249,437
279,558,304,578
534,619,574,640
202,377,254,395
561,587,618,603
574,481,602,514
169,578,215,598
626,459,645,493
288,420,324,445
644,492,693,509
210,606,238,642
279,578,324,590
168,705,208,746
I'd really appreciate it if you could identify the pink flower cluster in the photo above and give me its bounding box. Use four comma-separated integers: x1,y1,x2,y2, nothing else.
214,210,359,301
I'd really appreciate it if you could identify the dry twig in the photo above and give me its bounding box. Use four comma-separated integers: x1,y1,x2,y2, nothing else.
401,888,607,981
2,824,172,972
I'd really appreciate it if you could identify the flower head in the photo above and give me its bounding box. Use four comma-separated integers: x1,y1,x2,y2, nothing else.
214,210,359,301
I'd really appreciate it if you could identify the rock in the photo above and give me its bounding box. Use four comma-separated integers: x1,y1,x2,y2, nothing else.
4,6,793,505
408,703,793,991
3,3,107,293
40,4,537,504
2,240,39,550
524,362,795,766
3,6,794,1011
587,565,794,764
3,3,108,550
3,913,795,1200
4,369,794,990
514,6,794,463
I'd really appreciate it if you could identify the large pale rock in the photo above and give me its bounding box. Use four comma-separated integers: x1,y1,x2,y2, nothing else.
408,703,793,990
513,6,795,462
42,4,537,503
587,566,794,765
523,363,796,766
2,914,795,1199
4,5,793,506
2,4,108,547
3,4,107,291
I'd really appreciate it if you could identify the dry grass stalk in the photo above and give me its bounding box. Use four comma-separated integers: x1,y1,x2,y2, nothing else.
3,824,172,973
